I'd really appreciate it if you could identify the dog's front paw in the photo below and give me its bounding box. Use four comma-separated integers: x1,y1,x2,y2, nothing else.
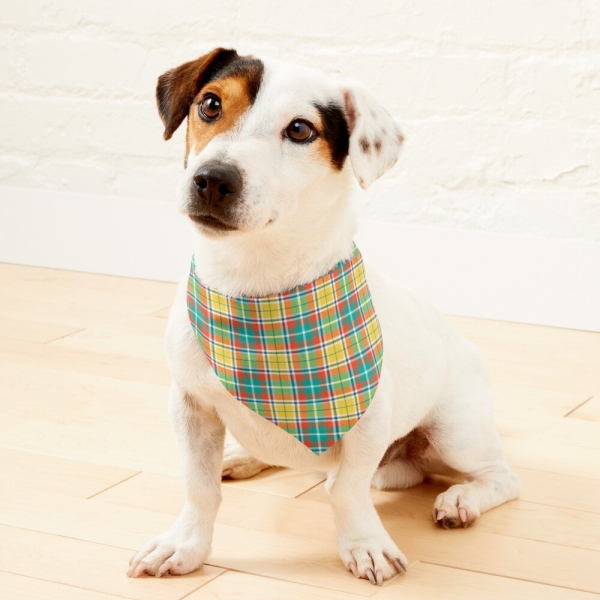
127,528,210,578
338,536,407,585
221,441,269,480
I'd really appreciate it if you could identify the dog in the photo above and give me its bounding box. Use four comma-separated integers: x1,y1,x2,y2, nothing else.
127,47,520,585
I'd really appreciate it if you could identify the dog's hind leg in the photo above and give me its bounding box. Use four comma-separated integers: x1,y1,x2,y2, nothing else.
371,459,424,490
429,388,520,529
221,439,271,479
370,428,428,490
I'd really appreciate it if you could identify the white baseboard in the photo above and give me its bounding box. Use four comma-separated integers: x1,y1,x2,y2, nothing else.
0,186,193,283
1,185,599,332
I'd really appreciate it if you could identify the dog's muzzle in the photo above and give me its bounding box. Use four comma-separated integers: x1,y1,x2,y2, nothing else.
189,160,243,231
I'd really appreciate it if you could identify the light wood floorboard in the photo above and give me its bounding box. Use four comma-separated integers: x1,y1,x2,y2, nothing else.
569,396,600,421
1,263,599,598
0,572,126,600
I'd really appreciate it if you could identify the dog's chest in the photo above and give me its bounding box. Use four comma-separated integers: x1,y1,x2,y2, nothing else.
166,286,338,468
174,322,328,467
185,249,382,455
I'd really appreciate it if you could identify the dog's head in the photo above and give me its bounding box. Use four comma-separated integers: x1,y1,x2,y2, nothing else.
157,48,404,236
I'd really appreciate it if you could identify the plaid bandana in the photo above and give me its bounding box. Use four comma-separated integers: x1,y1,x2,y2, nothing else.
187,246,383,454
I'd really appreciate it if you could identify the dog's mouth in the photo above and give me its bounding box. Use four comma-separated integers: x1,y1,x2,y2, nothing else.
188,213,237,231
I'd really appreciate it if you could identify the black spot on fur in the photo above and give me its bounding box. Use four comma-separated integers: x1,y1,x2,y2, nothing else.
197,50,242,91
314,102,350,170
206,57,264,103
359,136,371,154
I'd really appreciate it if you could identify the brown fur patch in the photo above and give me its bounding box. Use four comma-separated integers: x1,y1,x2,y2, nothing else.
314,136,334,166
374,139,382,154
359,137,371,154
156,48,263,156
378,428,430,468
157,48,239,141
187,75,255,155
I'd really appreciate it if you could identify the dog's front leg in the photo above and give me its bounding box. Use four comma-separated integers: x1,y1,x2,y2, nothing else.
128,383,224,577
327,416,408,585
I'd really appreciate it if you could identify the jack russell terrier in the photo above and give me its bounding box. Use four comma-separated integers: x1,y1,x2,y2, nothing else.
127,48,520,585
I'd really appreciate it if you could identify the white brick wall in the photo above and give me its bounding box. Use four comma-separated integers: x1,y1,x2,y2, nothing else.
1,0,600,242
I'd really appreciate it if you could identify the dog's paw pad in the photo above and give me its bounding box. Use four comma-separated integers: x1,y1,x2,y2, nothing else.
433,484,480,529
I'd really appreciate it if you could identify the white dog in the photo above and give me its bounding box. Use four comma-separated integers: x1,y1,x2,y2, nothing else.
128,48,520,585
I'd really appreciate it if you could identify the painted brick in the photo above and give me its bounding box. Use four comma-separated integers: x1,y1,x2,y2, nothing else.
501,121,600,186
0,96,177,160
507,55,600,125
20,35,151,95
1,0,599,242
399,0,590,50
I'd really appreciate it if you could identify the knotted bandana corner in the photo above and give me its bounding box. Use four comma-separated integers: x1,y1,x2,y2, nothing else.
186,245,383,454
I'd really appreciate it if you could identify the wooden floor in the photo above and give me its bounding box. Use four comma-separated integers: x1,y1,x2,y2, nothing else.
1,262,599,600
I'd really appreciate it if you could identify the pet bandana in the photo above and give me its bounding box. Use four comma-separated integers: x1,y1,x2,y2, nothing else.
187,246,383,454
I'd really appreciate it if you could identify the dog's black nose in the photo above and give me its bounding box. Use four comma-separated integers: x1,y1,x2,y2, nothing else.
193,161,242,207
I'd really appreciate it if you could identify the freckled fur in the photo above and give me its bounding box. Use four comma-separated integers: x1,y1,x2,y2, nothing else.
359,137,371,154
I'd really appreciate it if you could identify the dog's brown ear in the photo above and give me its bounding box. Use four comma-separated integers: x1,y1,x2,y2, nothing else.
156,48,239,140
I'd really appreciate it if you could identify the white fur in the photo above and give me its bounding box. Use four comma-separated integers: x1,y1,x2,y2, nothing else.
342,81,405,189
128,54,520,584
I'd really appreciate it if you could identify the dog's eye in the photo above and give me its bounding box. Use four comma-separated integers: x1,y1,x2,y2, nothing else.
284,119,315,143
199,94,222,121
